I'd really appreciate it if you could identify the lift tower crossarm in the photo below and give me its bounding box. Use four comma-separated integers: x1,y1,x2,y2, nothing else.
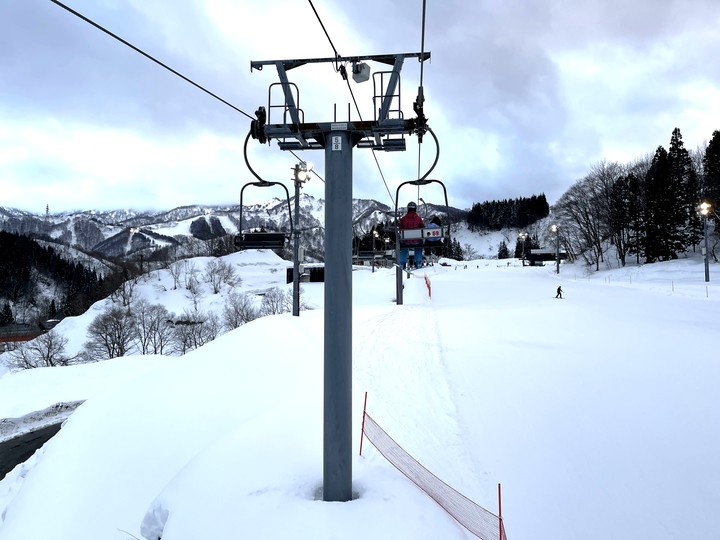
250,52,429,72
250,52,430,151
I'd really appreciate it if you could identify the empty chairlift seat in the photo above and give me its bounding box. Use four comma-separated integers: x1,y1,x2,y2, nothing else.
233,232,287,250
235,180,293,251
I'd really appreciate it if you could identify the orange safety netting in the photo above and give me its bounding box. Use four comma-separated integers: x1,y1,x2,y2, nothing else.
362,413,507,540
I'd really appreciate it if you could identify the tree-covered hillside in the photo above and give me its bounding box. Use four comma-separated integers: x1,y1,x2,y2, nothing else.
0,232,117,325
465,194,549,231
553,128,719,270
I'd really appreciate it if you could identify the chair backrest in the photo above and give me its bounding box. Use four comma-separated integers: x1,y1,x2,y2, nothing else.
233,232,287,250
399,227,445,245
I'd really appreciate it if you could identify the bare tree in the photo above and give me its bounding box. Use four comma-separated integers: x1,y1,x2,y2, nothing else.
463,243,479,260
83,306,137,360
170,309,222,355
8,330,76,369
132,299,175,355
259,288,291,316
182,236,210,258
257,287,311,316
553,163,621,271
167,260,183,290
222,291,260,330
204,259,240,294
111,277,137,307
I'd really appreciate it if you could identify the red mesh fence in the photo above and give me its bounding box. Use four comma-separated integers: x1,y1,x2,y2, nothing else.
362,413,507,540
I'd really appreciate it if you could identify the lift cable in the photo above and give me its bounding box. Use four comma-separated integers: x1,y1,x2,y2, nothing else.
419,0,428,89
50,0,254,120
307,0,340,68
416,0,429,202
307,0,395,206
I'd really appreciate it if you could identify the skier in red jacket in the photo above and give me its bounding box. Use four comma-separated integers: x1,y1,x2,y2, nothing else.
398,201,425,269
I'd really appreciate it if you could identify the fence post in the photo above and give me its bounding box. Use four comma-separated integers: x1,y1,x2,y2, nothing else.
498,483,503,540
359,391,368,456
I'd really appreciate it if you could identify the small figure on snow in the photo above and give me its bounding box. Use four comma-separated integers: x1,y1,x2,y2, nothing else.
555,286,563,299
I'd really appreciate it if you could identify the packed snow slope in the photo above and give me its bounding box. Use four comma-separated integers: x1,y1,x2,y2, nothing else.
1,253,719,540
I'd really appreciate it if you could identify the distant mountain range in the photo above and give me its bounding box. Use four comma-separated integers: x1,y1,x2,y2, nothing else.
0,197,468,261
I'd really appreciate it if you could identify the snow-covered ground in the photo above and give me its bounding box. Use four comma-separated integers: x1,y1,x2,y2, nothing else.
0,249,719,540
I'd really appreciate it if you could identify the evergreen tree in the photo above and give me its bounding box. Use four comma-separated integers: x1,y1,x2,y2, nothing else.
449,238,464,260
644,146,685,262
668,128,701,247
703,130,720,211
466,194,549,231
0,302,13,326
497,240,510,259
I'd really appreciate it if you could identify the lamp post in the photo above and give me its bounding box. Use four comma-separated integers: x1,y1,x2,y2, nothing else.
292,161,312,316
550,224,560,274
419,197,427,220
372,229,379,273
698,202,712,282
518,232,528,265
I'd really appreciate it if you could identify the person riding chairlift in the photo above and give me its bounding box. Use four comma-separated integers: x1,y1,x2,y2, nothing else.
398,201,424,269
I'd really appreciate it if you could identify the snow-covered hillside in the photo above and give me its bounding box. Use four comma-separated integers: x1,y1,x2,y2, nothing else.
0,249,718,540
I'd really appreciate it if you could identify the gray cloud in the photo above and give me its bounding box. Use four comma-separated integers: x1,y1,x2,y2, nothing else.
1,0,718,212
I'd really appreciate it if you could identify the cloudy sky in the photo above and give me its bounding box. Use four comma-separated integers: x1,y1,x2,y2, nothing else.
2,0,719,213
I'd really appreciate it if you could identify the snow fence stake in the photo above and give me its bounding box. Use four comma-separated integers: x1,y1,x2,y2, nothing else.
424,274,432,298
359,391,368,456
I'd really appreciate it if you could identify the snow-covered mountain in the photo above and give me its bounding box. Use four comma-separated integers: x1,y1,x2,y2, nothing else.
0,198,469,261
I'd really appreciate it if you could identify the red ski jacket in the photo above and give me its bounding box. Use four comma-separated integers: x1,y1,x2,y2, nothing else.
399,211,424,244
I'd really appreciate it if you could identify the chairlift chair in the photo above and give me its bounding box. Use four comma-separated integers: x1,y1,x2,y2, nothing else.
394,178,451,306
394,179,451,251
234,180,294,250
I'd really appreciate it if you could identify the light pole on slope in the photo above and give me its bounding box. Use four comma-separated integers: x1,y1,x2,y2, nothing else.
698,201,712,282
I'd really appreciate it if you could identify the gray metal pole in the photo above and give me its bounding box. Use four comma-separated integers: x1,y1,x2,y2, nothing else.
704,214,710,282
293,178,301,316
395,216,403,304
555,232,560,274
323,130,353,502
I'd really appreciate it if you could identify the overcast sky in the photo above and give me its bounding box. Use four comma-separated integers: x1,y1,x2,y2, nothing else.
2,0,719,213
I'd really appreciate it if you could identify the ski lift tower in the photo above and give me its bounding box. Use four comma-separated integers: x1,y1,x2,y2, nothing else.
250,51,430,502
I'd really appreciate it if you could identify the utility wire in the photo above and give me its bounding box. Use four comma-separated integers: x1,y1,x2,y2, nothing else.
50,0,255,120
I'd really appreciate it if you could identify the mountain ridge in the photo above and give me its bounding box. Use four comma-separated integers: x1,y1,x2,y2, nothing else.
0,196,468,260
